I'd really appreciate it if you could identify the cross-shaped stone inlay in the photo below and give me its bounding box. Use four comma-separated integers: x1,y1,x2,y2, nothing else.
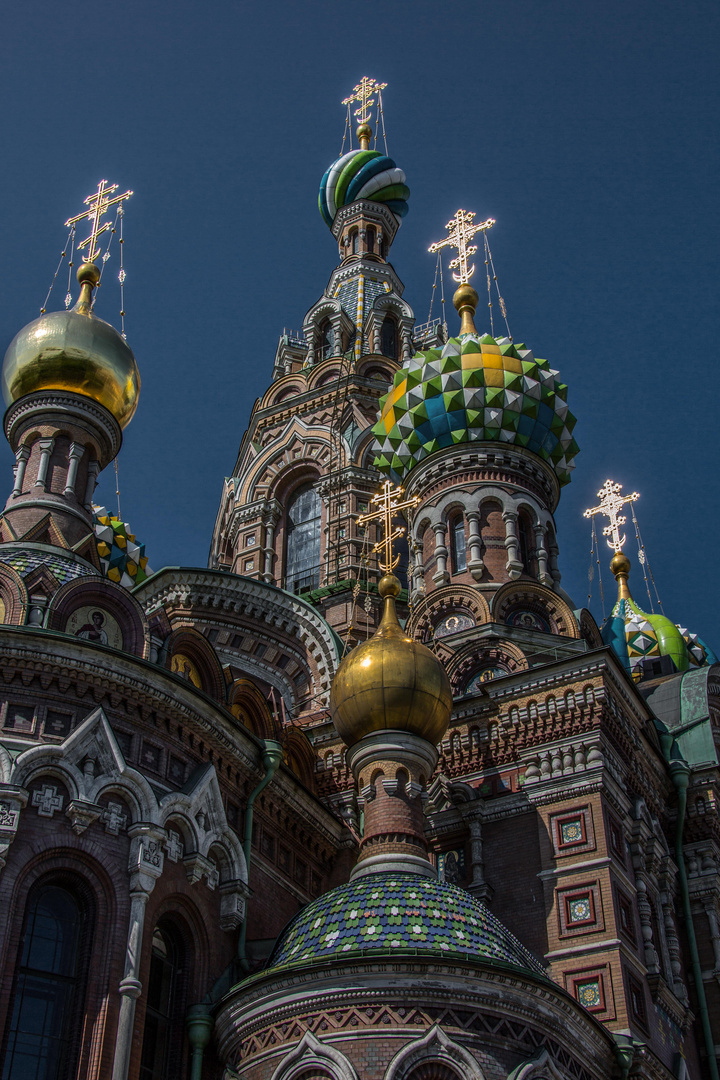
102,802,128,835
32,784,63,818
165,829,184,862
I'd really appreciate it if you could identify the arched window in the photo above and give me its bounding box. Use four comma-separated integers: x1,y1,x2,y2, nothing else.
2,878,93,1080
517,511,536,574
381,315,398,359
286,485,322,594
351,229,359,254
139,921,188,1080
366,227,375,254
319,321,333,362
450,516,467,573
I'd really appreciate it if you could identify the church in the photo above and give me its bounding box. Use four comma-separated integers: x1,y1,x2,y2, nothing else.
0,80,716,1080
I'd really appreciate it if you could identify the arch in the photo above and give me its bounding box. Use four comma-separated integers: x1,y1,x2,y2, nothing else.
285,483,322,594
306,358,344,392
0,562,28,626
381,314,398,360
281,727,316,791
492,582,580,639
163,627,226,700
407,586,490,644
263,377,308,409
228,678,276,739
47,576,150,658
139,915,192,1080
271,1030,359,1080
1,871,96,1080
386,1024,486,1080
448,639,528,692
507,1048,568,1080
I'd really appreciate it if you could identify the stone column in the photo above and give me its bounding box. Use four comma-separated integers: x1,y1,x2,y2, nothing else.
401,325,413,362
83,460,101,510
332,320,342,357
111,824,165,1080
34,438,55,490
503,510,523,579
466,510,484,582
63,442,86,498
11,446,30,497
635,876,660,975
461,806,492,903
534,524,553,587
704,901,720,974
409,536,425,597
261,502,281,584
432,523,450,585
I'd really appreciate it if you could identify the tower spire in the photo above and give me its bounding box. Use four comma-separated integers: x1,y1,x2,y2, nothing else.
342,77,387,151
429,209,495,334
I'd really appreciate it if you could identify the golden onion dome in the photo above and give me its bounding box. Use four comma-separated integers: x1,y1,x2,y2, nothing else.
330,573,453,747
2,264,140,428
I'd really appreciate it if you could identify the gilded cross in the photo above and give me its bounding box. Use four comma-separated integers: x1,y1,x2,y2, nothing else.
583,479,640,552
342,77,387,125
359,480,419,572
65,180,133,264
429,209,496,284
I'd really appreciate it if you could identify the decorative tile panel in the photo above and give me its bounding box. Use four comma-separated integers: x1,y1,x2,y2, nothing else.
550,805,596,858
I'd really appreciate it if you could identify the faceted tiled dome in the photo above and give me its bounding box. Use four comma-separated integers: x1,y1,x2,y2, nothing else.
372,333,578,485
603,596,716,677
266,873,546,976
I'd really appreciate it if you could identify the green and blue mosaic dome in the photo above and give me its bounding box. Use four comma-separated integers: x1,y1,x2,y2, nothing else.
603,597,717,678
372,334,578,485
266,873,546,977
319,149,409,228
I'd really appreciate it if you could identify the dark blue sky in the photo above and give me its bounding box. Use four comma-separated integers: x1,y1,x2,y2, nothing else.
0,0,718,645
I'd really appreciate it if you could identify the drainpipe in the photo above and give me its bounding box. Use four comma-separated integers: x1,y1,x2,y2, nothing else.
237,739,283,973
668,756,719,1080
184,739,283,1077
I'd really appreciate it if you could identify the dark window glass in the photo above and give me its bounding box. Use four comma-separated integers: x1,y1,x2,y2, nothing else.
366,227,375,254
517,514,535,570
2,882,92,1080
139,925,185,1080
286,485,321,594
381,316,397,359
351,230,359,254
319,321,333,361
451,518,467,573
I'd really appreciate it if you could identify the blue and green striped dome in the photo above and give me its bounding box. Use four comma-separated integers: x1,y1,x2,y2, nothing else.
319,149,409,228
372,333,578,485
266,873,546,976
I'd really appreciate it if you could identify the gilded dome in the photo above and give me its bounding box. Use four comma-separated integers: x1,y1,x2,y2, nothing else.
2,265,140,428
372,332,578,486
329,574,452,747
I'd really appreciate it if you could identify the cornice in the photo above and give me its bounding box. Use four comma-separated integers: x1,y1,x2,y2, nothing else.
4,391,122,460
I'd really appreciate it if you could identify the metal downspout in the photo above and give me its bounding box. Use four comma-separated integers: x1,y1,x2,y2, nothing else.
669,757,719,1080
237,739,283,973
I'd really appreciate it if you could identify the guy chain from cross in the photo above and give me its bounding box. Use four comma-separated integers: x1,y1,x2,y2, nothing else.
583,479,640,552
429,209,496,284
358,480,419,573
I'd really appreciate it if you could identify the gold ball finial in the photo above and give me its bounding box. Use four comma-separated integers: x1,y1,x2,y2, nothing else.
357,123,372,151
453,284,479,335
378,572,402,598
610,552,631,577
77,262,101,287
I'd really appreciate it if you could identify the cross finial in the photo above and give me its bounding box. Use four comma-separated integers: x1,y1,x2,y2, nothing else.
428,209,495,284
583,479,640,552
65,180,133,264
342,77,387,126
359,480,419,573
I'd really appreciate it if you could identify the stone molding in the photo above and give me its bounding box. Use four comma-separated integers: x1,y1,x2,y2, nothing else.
269,1031,359,1080
4,390,122,463
385,1024,486,1080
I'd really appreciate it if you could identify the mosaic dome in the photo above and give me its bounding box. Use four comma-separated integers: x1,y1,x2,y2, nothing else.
603,597,717,678
0,547,95,586
372,334,578,484
266,873,546,977
319,149,409,228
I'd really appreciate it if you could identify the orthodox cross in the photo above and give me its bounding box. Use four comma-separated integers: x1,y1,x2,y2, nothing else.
342,77,387,125
65,179,133,264
429,209,496,284
359,480,419,572
583,479,640,552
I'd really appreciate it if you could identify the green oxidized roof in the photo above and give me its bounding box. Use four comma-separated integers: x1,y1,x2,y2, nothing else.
265,872,547,977
372,333,578,485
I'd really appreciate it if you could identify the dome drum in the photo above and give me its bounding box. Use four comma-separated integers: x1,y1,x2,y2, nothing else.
4,389,122,468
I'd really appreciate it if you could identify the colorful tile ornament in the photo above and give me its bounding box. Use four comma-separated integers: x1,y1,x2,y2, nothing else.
266,873,546,977
567,897,592,923
93,506,152,589
576,979,602,1009
371,335,578,486
602,597,692,677
560,820,584,845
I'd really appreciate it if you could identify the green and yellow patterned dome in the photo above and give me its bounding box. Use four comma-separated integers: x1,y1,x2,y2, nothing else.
372,331,578,484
